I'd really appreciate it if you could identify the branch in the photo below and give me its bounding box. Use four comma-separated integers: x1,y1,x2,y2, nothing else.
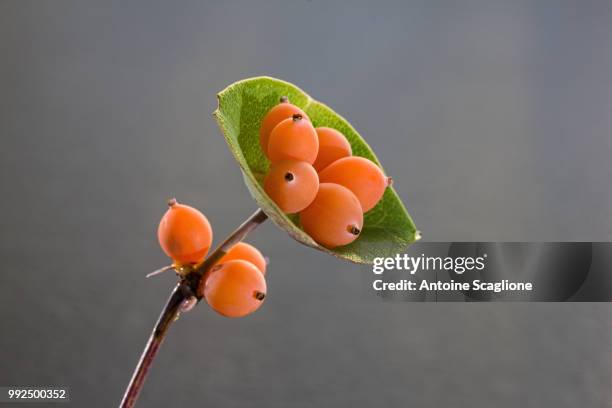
119,208,269,408
192,208,269,291
119,283,191,408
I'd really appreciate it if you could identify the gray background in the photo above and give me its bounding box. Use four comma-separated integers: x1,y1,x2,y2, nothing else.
1,0,612,407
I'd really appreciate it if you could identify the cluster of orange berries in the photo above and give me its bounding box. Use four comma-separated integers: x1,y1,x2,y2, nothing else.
157,199,267,318
261,97,390,248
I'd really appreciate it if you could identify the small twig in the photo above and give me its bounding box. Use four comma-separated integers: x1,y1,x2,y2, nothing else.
192,208,269,292
119,283,192,408
145,265,174,278
119,208,269,408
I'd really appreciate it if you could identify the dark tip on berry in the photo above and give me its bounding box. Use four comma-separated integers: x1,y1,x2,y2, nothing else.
211,264,223,272
292,113,303,121
279,96,288,103
348,225,361,236
284,172,295,182
167,197,177,207
386,176,394,187
254,291,266,301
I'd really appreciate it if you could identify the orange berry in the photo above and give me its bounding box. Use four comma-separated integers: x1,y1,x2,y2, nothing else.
312,127,352,172
259,97,308,157
267,114,319,164
318,156,388,212
300,183,363,248
157,198,213,265
264,160,319,213
217,242,267,275
203,260,267,318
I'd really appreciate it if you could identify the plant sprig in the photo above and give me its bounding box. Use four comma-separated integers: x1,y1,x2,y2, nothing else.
120,209,268,408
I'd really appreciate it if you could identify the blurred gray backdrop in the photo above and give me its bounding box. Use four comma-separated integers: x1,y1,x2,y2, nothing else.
1,1,612,407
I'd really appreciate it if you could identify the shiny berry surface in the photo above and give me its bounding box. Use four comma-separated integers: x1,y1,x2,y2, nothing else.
218,242,267,275
157,199,213,265
264,160,319,213
259,99,308,157
312,127,352,172
203,260,267,318
267,114,319,164
300,183,363,248
318,156,388,212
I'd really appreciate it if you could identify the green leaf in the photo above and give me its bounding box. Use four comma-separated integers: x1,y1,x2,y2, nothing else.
213,76,419,264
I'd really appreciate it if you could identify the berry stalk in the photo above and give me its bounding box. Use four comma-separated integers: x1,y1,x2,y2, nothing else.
119,283,192,408
119,208,269,408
